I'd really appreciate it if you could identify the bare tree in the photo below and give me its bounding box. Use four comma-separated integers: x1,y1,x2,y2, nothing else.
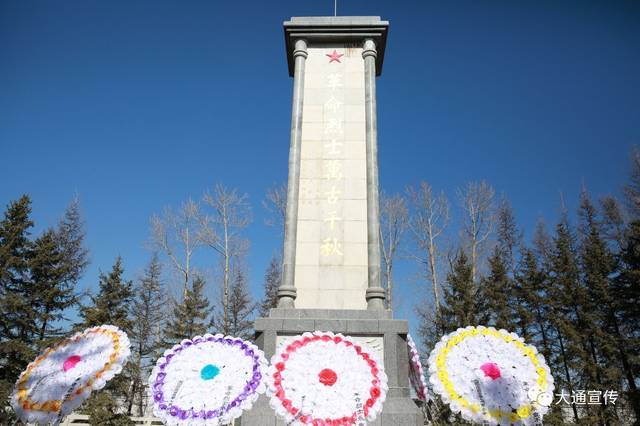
263,182,287,235
199,184,251,334
379,192,408,310
150,198,202,292
457,181,495,282
407,182,449,315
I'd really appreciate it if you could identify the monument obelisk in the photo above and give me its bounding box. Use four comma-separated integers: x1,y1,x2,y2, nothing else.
242,17,424,425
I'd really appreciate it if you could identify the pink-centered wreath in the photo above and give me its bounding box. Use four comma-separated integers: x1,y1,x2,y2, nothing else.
266,331,388,425
10,325,131,425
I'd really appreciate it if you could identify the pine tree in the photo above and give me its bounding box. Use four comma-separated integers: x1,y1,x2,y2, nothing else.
55,198,89,290
164,275,212,344
516,228,570,424
438,251,479,332
28,198,87,346
514,248,551,353
480,247,512,330
259,254,281,316
78,257,134,425
79,257,133,331
547,216,586,423
29,229,71,344
612,149,640,420
226,270,256,339
83,392,134,426
496,200,521,274
479,201,520,332
128,254,166,415
613,220,640,420
578,191,624,423
0,196,36,423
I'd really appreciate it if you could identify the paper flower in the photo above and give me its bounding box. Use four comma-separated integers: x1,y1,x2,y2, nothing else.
11,325,131,425
407,334,429,402
428,326,555,425
267,331,388,425
149,334,267,425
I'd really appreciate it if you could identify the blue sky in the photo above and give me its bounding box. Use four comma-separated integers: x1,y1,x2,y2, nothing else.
1,1,639,331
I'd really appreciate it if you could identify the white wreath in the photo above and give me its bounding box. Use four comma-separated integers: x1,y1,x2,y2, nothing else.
11,324,131,425
266,331,388,425
428,326,555,425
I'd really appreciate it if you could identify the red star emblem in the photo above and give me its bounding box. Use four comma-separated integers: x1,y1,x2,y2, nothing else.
326,50,344,63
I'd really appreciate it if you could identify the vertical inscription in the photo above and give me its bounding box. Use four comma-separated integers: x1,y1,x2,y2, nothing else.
320,58,345,259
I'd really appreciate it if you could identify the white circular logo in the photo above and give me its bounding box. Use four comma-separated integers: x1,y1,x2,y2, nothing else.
528,387,553,407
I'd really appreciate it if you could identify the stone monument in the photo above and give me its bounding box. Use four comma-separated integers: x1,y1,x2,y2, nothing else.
241,16,424,425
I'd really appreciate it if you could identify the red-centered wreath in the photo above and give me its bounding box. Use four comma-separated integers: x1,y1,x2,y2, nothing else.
266,331,388,425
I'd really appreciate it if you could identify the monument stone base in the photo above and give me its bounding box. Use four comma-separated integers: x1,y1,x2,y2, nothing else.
240,309,424,426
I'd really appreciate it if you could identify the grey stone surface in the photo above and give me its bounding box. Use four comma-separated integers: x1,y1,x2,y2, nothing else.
268,308,392,320
383,333,400,389
239,394,276,426
253,317,284,330
242,311,424,425
363,37,385,311
346,319,379,333
278,38,308,309
289,16,386,25
314,318,347,331
261,330,278,359
282,318,315,332
284,16,389,76
378,319,408,333
380,397,424,426
256,311,409,338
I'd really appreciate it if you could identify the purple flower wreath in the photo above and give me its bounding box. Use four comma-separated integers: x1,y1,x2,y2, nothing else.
149,333,267,425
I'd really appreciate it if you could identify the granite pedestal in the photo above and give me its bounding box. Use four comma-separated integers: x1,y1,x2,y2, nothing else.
239,309,424,425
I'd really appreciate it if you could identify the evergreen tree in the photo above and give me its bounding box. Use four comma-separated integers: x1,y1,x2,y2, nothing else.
55,198,89,290
0,196,36,422
496,200,521,274
600,195,626,247
259,254,281,316
227,270,256,340
82,392,134,426
613,149,640,420
547,216,585,423
78,257,134,425
514,248,551,354
479,201,520,331
29,198,87,346
79,257,133,331
613,220,640,420
423,251,479,426
29,229,70,344
164,275,212,344
128,254,166,415
480,247,512,330
580,191,620,389
578,191,623,423
623,148,640,217
438,251,479,332
616,221,640,325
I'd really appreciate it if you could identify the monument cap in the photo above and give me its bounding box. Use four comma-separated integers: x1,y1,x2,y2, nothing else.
283,16,389,76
